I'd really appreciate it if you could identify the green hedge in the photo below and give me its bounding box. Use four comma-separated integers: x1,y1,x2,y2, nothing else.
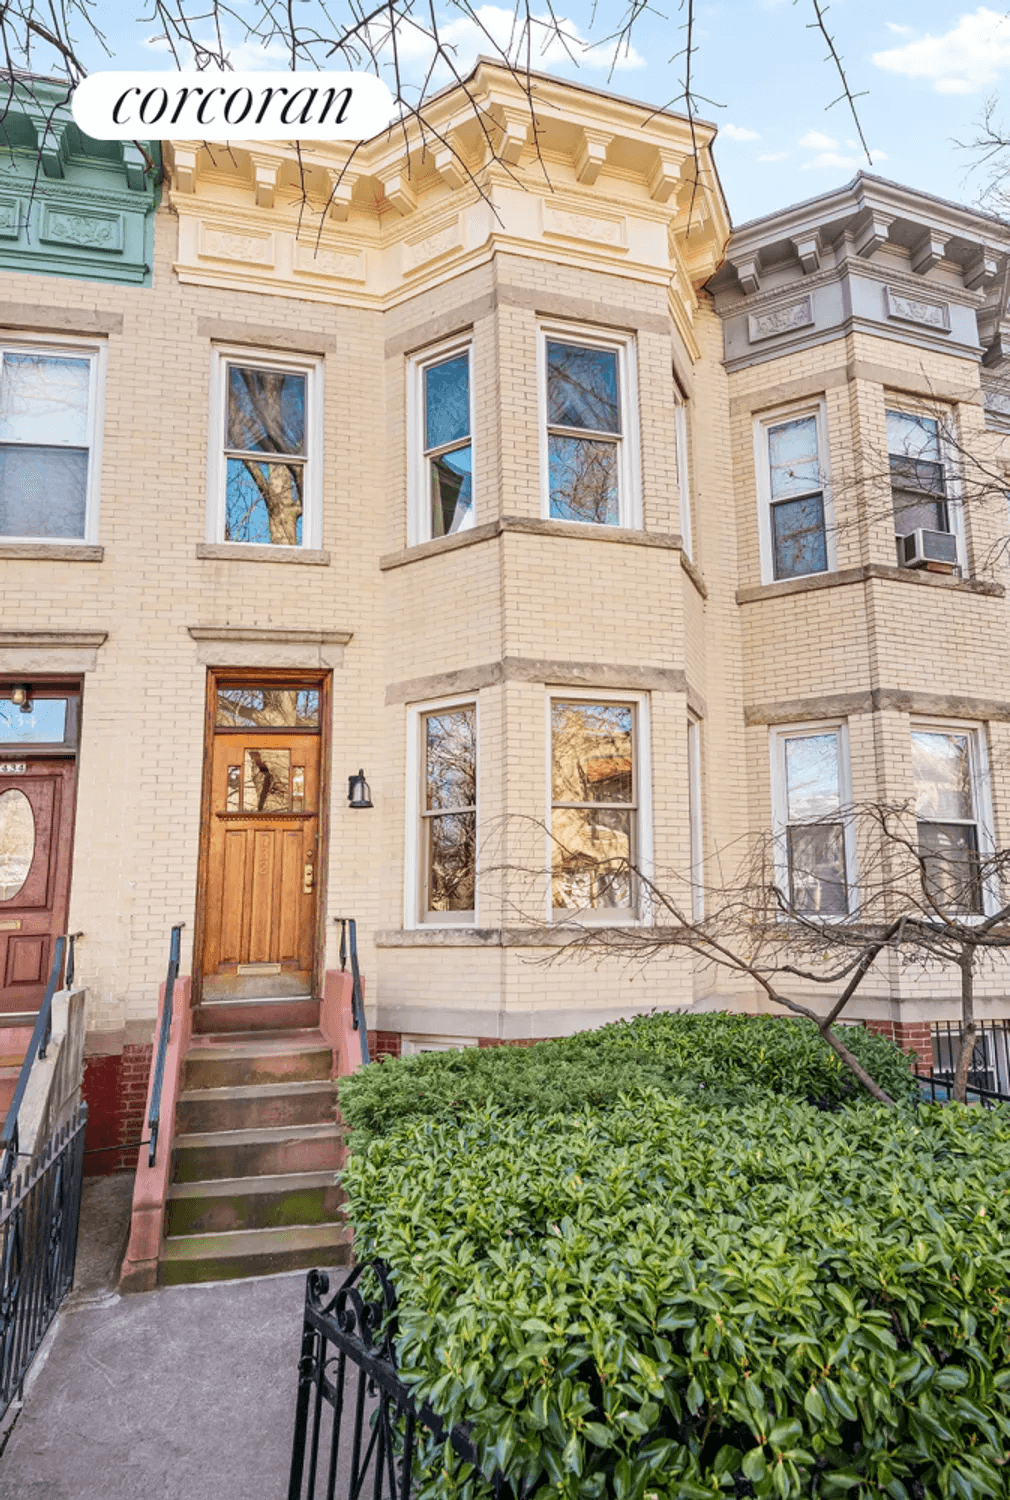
344,1091,1010,1499
339,1013,917,1147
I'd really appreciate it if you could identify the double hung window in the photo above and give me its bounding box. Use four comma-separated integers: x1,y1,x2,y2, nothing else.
418,703,477,922
772,725,852,916
675,393,693,559
757,408,829,581
541,328,639,527
211,350,321,549
550,699,640,914
409,340,473,543
911,727,990,915
0,345,101,540
887,409,951,547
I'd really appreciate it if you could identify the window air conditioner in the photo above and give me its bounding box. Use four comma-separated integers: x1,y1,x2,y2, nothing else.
898,528,959,572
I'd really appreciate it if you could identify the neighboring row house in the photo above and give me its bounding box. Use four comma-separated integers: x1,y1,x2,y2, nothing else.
4,66,1010,1192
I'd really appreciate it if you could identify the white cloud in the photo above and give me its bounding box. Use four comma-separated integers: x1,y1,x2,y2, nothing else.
801,147,888,172
798,129,838,150
374,5,645,80
757,151,789,162
721,123,760,142
885,22,913,36
872,7,1010,94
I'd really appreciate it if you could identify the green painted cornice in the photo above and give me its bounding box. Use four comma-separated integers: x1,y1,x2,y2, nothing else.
0,74,160,286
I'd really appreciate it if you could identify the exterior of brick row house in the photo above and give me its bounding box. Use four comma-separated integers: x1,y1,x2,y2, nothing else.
3,66,1010,1161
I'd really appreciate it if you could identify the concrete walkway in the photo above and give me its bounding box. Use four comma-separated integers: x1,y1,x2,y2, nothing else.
0,1177,314,1500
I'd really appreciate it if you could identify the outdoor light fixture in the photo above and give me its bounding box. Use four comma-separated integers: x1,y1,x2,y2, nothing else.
9,685,32,714
348,769,373,808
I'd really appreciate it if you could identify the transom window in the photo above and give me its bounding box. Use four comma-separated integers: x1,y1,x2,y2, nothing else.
911,728,989,915
759,411,829,581
772,725,852,916
540,328,639,528
210,350,321,549
551,700,638,914
887,410,949,541
420,704,476,921
0,346,101,541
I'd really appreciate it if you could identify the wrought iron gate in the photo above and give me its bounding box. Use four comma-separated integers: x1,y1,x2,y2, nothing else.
289,1260,517,1500
0,1103,87,1418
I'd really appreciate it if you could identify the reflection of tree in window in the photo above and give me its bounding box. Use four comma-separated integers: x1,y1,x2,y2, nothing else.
551,702,635,910
225,366,306,546
423,707,476,913
782,733,847,915
0,352,91,539
767,416,826,579
242,749,291,812
546,342,621,525
912,730,982,914
216,687,320,729
424,354,472,538
887,410,949,540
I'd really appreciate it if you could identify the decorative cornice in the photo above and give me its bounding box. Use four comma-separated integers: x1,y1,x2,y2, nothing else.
385,657,687,705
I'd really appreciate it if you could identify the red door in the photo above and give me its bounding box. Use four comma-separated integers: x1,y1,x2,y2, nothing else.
0,759,76,1014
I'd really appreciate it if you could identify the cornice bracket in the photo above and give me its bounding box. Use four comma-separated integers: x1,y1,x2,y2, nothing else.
730,254,761,295
248,152,281,209
26,111,70,179
965,249,1001,291
790,231,821,275
648,149,681,204
170,142,199,194
910,230,947,276
496,108,532,165
433,144,466,190
574,128,612,185
378,168,417,216
853,209,895,259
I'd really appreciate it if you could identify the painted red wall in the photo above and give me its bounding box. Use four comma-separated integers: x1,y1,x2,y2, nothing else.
82,1043,153,1175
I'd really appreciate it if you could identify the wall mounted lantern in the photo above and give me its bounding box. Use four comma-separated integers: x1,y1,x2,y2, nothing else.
9,685,32,714
348,769,373,808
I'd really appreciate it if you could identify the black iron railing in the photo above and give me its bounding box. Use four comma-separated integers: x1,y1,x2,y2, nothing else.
289,1260,517,1500
929,1020,1010,1097
147,924,183,1169
0,1103,86,1419
337,919,370,1067
0,934,67,1187
915,1069,1010,1109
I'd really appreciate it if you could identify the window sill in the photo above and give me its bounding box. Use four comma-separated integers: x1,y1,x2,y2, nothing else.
380,516,683,571
737,562,1005,604
377,925,649,948
680,551,708,599
0,542,103,562
196,542,331,566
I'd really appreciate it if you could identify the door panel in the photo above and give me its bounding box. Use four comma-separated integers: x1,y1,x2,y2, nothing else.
202,728,321,999
0,760,76,1014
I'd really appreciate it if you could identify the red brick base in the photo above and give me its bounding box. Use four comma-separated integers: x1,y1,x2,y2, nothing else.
81,1043,153,1175
367,1030,402,1061
862,1019,932,1066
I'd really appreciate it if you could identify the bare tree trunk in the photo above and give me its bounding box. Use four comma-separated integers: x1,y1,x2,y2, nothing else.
818,1022,896,1107
952,943,977,1104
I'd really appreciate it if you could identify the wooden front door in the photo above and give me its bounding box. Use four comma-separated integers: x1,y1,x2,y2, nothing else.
0,759,76,1014
201,679,325,1000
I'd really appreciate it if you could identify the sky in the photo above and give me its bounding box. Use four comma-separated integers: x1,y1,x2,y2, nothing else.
44,0,1010,226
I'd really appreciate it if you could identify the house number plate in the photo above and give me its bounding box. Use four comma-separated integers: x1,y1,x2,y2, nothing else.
0,764,26,774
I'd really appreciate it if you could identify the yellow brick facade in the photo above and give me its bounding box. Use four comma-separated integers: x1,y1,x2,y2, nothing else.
4,64,1010,1069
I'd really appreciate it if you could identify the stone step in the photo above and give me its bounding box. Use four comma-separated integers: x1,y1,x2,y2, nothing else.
159,1220,353,1285
192,995,320,1036
172,1122,343,1183
183,1029,332,1090
0,1066,18,1119
166,1169,345,1236
176,1079,338,1134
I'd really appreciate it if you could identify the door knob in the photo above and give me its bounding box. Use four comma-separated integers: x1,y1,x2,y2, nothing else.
303,856,314,893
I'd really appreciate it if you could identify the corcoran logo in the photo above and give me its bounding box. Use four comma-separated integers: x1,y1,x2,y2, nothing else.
72,71,395,142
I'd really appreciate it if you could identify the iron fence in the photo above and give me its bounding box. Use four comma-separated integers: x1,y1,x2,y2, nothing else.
929,1020,1010,1096
0,1103,86,1419
915,1069,1010,1109
289,1260,517,1500
0,933,67,1186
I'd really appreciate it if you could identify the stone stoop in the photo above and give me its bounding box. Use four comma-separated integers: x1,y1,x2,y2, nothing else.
159,996,352,1285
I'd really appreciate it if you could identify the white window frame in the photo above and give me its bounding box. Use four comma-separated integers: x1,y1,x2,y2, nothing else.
207,345,324,549
910,719,997,918
675,393,693,560
754,400,835,585
688,716,704,920
538,322,641,529
769,721,856,920
404,695,479,929
546,688,653,925
885,402,966,570
407,333,475,547
401,1035,479,1054
0,337,106,544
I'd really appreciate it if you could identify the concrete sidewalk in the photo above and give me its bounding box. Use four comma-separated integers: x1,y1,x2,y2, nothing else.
0,1267,309,1499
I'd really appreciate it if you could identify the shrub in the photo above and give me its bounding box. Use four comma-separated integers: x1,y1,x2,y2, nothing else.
343,1091,1010,1500
339,1013,917,1147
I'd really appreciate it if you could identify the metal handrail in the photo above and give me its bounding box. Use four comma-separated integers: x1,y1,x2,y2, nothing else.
0,933,67,1185
147,924,183,1168
336,917,370,1065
